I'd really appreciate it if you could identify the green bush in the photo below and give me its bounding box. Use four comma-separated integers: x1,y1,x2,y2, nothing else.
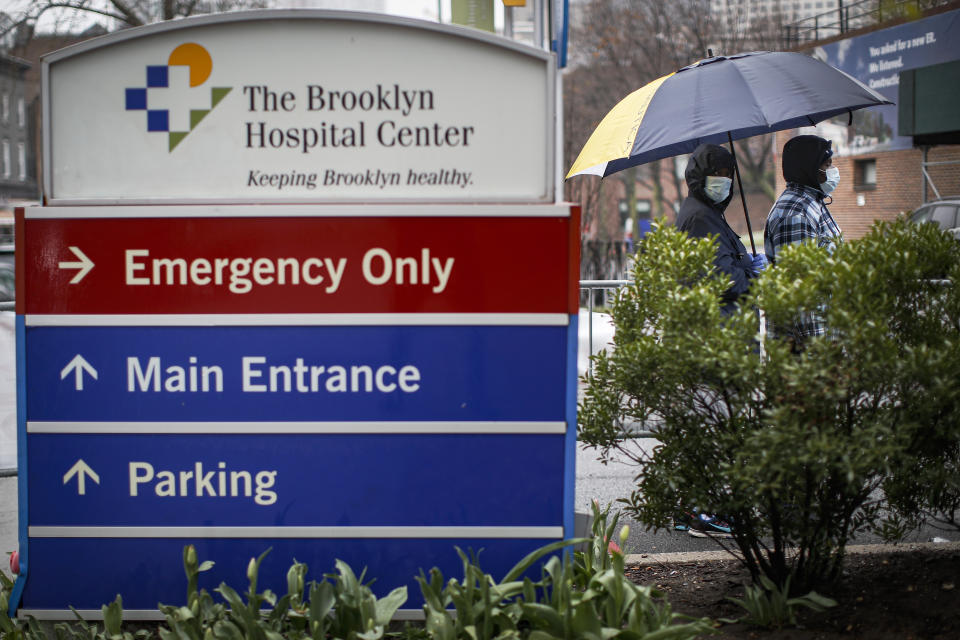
579,219,960,593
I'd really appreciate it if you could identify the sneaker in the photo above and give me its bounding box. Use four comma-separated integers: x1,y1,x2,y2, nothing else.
672,509,694,531
687,513,734,538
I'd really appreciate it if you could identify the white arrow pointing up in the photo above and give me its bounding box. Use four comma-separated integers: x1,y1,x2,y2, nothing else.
58,246,94,284
60,354,98,391
63,459,100,495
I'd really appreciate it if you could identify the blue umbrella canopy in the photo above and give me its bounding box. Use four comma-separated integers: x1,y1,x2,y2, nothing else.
567,51,892,179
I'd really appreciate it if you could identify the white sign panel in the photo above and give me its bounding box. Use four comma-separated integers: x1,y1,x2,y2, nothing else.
43,11,555,203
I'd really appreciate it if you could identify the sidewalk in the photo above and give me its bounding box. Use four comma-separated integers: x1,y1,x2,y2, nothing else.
625,539,960,566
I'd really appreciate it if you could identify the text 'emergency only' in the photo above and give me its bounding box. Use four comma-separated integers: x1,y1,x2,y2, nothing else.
125,247,454,294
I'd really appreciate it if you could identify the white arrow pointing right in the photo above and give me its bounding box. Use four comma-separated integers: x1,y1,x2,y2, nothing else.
63,459,100,495
60,354,98,391
58,246,95,284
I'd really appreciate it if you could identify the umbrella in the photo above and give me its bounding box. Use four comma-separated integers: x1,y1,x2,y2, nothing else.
566,51,892,252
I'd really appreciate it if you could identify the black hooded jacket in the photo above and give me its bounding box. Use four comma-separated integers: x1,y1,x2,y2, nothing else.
675,143,755,314
782,135,833,191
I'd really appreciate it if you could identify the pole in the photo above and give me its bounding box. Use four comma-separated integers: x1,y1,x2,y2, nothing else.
534,0,544,49
727,132,757,255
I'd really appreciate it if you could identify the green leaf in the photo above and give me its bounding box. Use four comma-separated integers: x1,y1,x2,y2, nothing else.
373,586,408,624
520,602,564,634
309,581,335,623
789,591,838,611
501,538,589,583
211,620,244,640
102,594,124,636
216,583,246,614
527,631,562,640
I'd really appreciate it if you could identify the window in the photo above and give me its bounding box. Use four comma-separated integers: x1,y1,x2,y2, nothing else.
911,208,932,224
17,143,25,181
930,205,958,231
1,141,8,179
855,158,877,189
674,155,686,181
636,200,652,219
1,95,7,123
17,98,24,128
618,199,653,220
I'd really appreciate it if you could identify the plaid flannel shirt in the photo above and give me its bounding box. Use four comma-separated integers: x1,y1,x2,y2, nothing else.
764,183,843,343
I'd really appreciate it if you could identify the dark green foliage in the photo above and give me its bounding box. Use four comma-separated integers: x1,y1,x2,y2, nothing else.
579,219,960,592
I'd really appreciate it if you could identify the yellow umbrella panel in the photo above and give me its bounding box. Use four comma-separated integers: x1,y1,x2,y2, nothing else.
566,72,673,179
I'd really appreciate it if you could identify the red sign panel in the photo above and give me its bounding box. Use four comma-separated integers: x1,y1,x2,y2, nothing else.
21,211,578,315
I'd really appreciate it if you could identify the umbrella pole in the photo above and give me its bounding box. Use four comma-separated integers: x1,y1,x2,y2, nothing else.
727,132,757,255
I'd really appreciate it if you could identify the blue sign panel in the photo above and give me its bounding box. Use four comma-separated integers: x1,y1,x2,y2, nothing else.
21,537,557,611
26,326,567,421
15,205,580,618
29,433,565,527
809,8,960,155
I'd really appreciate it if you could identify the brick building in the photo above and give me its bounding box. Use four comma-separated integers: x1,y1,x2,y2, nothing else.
773,3,960,239
773,134,960,239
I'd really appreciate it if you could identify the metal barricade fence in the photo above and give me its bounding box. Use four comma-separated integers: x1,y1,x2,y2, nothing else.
578,279,658,439
579,279,629,364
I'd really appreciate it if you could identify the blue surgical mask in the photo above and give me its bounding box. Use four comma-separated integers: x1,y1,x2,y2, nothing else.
820,166,840,194
704,176,732,203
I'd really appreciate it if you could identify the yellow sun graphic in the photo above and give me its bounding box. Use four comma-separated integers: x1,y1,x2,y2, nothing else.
168,42,212,87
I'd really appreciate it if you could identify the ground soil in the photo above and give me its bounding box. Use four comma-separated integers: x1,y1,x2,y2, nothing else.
626,545,960,639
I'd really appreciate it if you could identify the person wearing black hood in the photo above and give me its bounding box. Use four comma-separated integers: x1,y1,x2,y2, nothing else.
764,135,843,345
673,143,766,539
676,143,767,316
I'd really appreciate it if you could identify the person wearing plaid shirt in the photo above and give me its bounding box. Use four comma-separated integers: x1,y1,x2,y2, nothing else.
764,135,843,347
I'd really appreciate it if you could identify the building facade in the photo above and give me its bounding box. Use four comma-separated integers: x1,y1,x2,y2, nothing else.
713,0,842,23
0,50,36,204
775,3,960,238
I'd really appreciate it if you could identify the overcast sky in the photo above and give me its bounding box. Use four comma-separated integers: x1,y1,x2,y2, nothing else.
3,0,449,34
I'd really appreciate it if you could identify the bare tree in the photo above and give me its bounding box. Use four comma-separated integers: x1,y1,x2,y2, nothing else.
1,0,267,42
565,0,719,255
565,0,779,275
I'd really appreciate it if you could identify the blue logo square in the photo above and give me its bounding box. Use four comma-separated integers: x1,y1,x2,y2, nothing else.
146,65,168,88
147,110,169,132
125,88,147,110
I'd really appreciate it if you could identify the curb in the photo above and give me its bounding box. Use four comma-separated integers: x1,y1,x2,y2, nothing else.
625,540,960,566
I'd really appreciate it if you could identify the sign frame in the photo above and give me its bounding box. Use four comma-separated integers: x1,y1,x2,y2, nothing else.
40,10,558,205
18,8,577,619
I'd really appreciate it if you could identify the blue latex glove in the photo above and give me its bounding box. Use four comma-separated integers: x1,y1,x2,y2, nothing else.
750,252,768,274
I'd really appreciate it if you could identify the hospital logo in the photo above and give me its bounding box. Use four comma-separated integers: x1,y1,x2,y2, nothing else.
124,43,232,151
